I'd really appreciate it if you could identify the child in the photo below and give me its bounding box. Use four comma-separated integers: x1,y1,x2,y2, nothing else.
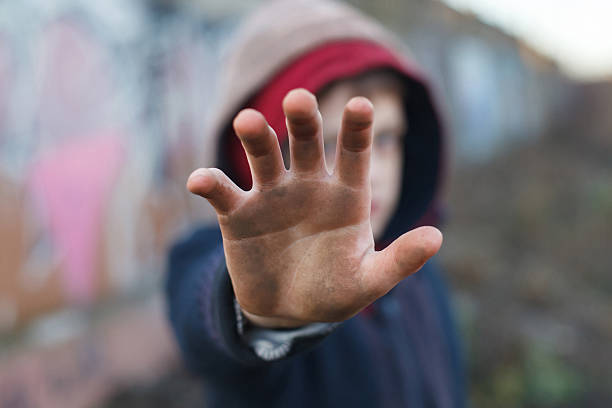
166,1,465,406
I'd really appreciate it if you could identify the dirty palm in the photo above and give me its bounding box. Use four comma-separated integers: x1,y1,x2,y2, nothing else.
187,88,443,328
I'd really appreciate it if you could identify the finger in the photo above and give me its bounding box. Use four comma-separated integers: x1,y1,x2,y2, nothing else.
361,226,443,297
233,108,285,188
187,168,244,214
334,96,374,188
282,88,325,175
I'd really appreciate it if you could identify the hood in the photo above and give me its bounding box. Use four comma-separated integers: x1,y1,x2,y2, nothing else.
207,0,445,243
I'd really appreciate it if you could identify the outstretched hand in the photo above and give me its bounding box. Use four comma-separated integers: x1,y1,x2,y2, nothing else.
188,89,442,328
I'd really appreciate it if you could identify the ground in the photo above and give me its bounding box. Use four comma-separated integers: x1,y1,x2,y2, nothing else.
441,117,612,407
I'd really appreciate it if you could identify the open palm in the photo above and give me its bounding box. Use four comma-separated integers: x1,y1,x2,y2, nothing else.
188,89,442,327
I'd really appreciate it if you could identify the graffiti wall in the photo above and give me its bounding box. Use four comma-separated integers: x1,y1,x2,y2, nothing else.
0,0,223,332
0,2,232,404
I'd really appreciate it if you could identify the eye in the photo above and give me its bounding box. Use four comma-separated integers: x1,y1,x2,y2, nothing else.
374,131,403,151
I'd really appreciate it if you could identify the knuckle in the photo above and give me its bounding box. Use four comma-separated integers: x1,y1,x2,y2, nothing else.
341,132,371,152
243,137,272,157
288,117,320,140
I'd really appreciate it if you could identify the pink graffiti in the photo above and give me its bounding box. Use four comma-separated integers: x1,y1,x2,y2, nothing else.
28,133,124,303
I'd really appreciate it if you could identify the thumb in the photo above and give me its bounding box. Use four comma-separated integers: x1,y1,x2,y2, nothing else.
361,226,443,297
187,168,244,214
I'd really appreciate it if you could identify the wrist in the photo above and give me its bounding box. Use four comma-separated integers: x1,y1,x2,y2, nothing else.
241,309,308,329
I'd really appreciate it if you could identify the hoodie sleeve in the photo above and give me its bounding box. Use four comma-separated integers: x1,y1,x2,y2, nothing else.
165,225,339,380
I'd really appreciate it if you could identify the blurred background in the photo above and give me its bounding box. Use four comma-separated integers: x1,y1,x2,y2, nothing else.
0,0,610,407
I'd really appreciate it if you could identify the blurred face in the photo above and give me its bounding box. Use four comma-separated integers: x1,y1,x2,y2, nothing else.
317,76,406,240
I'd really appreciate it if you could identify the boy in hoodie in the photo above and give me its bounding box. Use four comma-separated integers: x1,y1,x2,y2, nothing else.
166,1,465,407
